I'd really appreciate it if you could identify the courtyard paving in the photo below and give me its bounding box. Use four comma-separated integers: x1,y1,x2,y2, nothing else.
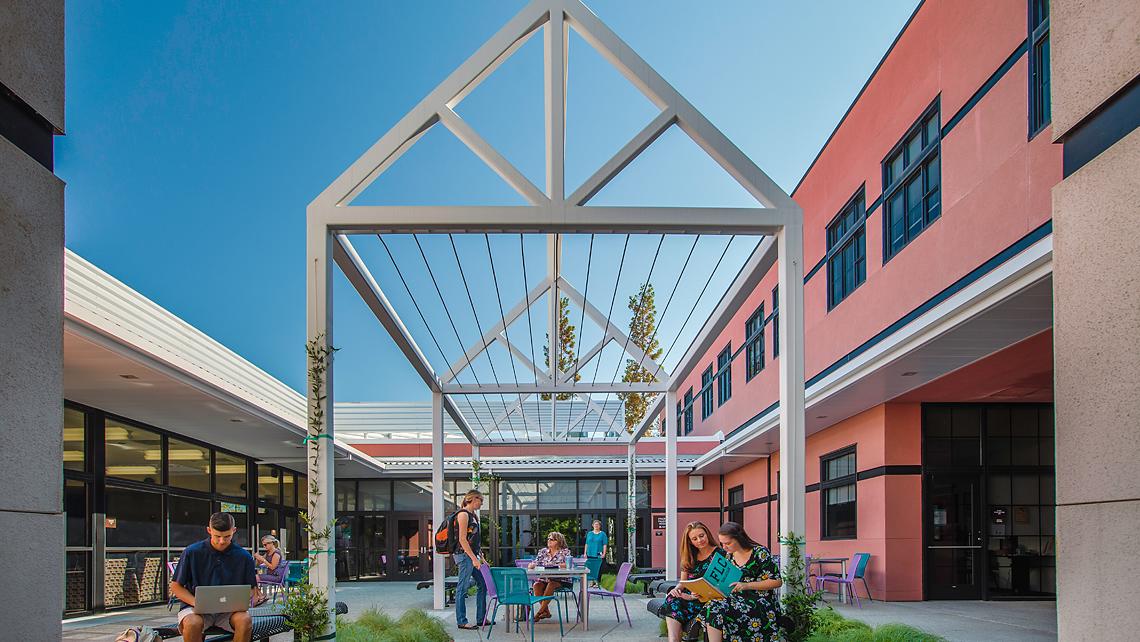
63,581,1058,641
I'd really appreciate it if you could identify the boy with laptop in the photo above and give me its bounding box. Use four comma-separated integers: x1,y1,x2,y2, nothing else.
170,512,260,642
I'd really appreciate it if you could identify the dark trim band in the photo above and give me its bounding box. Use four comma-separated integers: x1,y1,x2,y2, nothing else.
0,81,55,171
1061,74,1140,177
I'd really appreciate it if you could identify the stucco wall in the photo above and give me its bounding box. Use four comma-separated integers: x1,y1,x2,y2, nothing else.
1053,126,1140,639
0,0,65,130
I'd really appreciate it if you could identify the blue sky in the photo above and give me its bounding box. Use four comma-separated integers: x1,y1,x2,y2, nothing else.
59,0,918,405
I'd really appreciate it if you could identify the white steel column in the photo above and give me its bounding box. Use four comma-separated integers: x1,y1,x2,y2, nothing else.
432,391,446,609
547,234,561,438
305,221,336,636
627,441,636,564
664,388,679,580
777,221,806,581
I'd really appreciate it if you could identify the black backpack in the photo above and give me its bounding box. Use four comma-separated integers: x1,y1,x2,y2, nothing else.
433,509,475,554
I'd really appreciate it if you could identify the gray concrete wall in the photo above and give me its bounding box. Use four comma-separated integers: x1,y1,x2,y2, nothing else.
1051,0,1140,139
0,0,65,131
1052,87,1140,642
0,1,66,637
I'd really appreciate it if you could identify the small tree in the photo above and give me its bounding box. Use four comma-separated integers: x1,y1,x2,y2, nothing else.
542,296,580,401
778,532,824,642
619,282,662,432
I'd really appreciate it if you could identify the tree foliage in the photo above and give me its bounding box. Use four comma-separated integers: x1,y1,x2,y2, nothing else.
619,282,662,432
542,296,580,401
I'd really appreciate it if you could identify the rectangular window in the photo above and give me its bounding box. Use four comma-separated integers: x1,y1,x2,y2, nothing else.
882,102,941,260
745,304,765,380
676,400,684,436
214,451,248,499
716,345,732,406
64,406,86,472
1029,0,1051,135
683,388,694,434
821,447,858,539
701,366,715,419
167,438,210,493
727,485,744,526
258,465,282,504
105,420,162,484
772,286,779,358
827,190,867,308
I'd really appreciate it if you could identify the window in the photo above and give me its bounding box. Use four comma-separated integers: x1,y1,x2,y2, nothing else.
727,485,744,526
883,102,941,260
701,366,715,419
717,345,732,406
821,447,857,539
745,304,765,380
1029,0,1051,135
214,451,247,498
827,190,867,308
258,465,282,503
676,400,684,436
772,286,779,358
683,387,694,434
105,421,162,483
168,438,210,493
63,407,86,472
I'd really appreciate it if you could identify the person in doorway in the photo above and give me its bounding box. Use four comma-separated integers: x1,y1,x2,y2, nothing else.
528,531,573,621
584,519,608,587
704,522,782,642
663,521,720,642
170,512,259,642
454,490,488,631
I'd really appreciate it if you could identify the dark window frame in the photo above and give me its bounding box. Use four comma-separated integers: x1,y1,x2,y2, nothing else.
820,445,858,540
683,387,694,434
1028,0,1051,137
826,188,868,309
701,365,715,419
772,286,780,359
727,485,745,526
716,345,732,406
881,99,942,262
745,303,766,380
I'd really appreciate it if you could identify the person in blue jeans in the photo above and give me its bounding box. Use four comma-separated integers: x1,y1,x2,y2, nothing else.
584,520,608,586
454,490,487,631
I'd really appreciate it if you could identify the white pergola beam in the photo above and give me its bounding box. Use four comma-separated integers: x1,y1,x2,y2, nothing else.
558,277,669,377
431,392,446,609
444,279,551,384
568,109,676,206
544,8,567,203
664,388,678,580
439,107,548,205
316,205,790,235
443,382,667,394
630,394,665,443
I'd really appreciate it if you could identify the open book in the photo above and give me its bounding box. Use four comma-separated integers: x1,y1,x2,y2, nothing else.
677,550,742,601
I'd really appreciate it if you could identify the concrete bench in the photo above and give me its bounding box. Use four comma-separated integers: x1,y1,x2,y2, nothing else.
646,597,706,642
154,601,348,641
415,577,459,606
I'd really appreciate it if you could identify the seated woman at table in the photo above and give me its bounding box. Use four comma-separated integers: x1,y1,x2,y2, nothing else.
527,531,573,621
704,522,782,642
663,521,720,642
253,535,284,581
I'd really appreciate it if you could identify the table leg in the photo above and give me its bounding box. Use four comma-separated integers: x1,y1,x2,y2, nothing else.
840,561,847,604
581,572,589,630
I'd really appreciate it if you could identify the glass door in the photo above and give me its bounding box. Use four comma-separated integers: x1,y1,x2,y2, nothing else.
358,515,388,579
925,472,983,599
392,515,430,580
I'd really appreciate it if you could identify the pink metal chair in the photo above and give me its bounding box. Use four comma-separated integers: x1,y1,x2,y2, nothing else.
587,561,632,627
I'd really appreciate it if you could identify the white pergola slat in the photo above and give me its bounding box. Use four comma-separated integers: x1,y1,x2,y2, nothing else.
307,0,806,624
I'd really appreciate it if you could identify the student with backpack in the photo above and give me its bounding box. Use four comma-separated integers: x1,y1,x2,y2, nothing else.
449,490,487,631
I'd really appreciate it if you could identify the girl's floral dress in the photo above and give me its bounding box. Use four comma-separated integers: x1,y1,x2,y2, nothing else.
661,553,714,627
704,546,781,642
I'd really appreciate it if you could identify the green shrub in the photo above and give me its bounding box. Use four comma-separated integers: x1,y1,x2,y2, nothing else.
336,607,451,642
804,609,946,642
600,572,645,594
659,617,669,637
871,623,947,642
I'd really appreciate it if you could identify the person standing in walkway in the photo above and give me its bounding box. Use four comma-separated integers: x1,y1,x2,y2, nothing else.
663,521,720,642
704,522,782,642
584,519,608,586
454,490,487,631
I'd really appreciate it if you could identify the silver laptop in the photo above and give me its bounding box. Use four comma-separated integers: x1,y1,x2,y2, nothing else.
193,585,250,614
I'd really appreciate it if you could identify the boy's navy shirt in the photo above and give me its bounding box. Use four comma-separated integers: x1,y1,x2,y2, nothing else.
173,539,257,602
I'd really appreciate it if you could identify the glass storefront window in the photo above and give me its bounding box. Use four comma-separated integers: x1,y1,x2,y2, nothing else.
169,495,211,547
258,465,282,504
65,479,88,547
578,480,617,509
215,451,248,498
64,407,86,472
500,481,538,511
167,438,210,492
105,421,162,484
394,481,432,511
358,480,391,511
618,479,650,509
105,551,165,607
65,551,89,613
538,480,576,510
215,501,249,547
282,472,297,508
106,486,163,547
336,481,356,511
256,506,280,544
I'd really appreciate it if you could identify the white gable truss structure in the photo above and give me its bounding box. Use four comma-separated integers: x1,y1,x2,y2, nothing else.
306,0,806,620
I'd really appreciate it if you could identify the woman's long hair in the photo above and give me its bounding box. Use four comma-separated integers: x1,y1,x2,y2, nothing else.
679,521,718,573
718,521,759,550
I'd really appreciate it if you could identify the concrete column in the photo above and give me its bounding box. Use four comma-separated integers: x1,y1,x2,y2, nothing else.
665,389,678,580
777,221,806,575
305,219,336,636
432,391,446,610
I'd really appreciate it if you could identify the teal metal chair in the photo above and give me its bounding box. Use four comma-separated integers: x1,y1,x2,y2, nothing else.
487,567,564,641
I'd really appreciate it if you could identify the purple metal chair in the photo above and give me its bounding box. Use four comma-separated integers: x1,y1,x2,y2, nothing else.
479,563,499,635
587,561,632,627
514,558,533,568
815,553,869,607
257,560,290,604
